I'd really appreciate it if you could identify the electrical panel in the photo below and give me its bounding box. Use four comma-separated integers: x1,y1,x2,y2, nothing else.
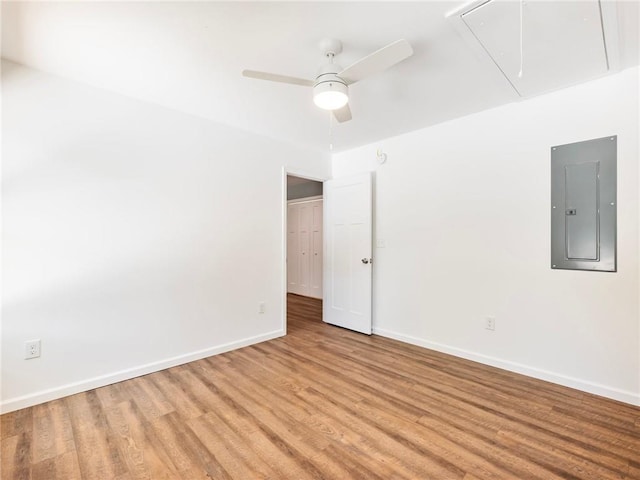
551,136,616,272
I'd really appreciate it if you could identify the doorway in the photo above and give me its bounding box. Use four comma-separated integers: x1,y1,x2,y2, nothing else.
286,174,324,329
283,170,373,335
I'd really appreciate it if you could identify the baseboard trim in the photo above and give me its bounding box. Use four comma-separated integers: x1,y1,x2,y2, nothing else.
0,329,285,414
373,327,640,407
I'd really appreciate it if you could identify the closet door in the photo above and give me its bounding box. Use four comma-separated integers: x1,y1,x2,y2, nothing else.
298,203,312,295
287,198,323,298
309,201,323,298
287,204,301,295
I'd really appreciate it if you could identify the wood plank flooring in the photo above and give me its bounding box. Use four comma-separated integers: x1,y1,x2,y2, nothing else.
2,293,640,479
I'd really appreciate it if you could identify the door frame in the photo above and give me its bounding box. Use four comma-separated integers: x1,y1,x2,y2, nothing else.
281,167,328,334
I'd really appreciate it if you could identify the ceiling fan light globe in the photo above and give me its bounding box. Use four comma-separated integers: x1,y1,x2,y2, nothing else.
313,82,348,110
314,91,348,110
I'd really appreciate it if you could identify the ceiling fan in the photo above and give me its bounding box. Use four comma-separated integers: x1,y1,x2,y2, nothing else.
242,38,413,123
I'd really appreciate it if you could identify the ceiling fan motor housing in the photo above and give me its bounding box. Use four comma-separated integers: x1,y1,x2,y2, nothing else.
313,62,348,110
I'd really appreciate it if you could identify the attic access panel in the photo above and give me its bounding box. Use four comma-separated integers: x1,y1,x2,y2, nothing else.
447,0,619,97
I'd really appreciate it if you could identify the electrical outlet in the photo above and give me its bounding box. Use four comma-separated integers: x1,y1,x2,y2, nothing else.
25,340,41,359
485,317,496,331
259,302,265,314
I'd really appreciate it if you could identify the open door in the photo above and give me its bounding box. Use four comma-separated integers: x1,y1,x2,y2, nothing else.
323,172,372,334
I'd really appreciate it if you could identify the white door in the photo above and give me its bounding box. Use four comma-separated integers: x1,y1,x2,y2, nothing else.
309,202,323,298
323,172,372,334
287,199,323,298
298,203,311,294
287,204,300,294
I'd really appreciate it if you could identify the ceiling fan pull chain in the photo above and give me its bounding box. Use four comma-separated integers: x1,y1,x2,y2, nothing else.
518,0,524,78
329,111,334,151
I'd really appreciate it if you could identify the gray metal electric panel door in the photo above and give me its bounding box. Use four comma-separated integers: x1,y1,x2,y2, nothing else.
551,136,616,272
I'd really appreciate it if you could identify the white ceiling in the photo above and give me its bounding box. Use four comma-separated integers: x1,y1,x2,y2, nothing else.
2,1,639,153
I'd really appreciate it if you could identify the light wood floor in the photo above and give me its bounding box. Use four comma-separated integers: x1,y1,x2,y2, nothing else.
2,293,640,479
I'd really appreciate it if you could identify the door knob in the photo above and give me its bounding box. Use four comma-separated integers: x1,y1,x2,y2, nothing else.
361,258,370,264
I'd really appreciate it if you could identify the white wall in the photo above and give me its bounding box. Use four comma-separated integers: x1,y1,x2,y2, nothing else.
1,60,330,412
333,67,640,405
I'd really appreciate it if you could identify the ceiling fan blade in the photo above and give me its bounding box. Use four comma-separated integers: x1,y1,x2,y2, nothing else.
333,103,352,123
242,70,314,87
338,39,413,85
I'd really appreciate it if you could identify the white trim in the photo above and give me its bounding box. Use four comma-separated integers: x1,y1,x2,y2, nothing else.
373,326,640,407
0,330,284,414
282,168,288,335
